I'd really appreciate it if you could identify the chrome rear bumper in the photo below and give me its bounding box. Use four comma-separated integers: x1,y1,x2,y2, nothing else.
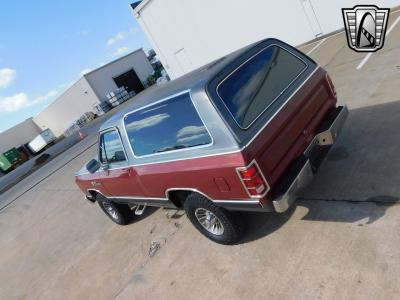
272,105,348,213
305,105,349,156
273,160,314,213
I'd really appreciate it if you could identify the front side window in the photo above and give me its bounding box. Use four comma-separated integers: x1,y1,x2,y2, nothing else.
124,93,212,156
99,130,126,163
217,45,307,129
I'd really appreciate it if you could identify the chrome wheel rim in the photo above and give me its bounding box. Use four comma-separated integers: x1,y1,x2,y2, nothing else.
103,202,119,220
194,208,224,235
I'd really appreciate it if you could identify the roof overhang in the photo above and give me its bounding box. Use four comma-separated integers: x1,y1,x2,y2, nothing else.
131,0,153,17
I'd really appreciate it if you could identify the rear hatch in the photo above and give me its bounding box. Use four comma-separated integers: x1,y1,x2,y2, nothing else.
207,39,337,188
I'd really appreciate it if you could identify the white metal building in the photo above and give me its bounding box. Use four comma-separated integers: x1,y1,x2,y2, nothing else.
33,77,99,137
132,0,400,79
34,49,154,137
0,118,41,154
85,48,153,102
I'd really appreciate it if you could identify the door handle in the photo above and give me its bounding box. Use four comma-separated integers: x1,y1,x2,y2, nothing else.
122,168,132,175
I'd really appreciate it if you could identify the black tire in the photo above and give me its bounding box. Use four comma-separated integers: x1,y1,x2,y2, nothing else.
184,193,244,245
97,196,133,225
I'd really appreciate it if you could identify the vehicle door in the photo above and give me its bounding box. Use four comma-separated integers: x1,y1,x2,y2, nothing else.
97,128,145,198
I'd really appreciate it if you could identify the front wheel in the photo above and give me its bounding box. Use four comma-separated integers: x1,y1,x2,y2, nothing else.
184,193,243,245
97,196,133,225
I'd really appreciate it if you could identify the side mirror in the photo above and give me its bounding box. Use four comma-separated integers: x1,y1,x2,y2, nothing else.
86,159,100,174
114,150,126,162
101,163,110,171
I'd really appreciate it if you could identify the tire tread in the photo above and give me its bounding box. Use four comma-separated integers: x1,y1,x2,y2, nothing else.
97,196,133,225
184,193,244,245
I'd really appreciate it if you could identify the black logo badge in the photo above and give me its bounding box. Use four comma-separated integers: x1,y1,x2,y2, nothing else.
342,5,390,52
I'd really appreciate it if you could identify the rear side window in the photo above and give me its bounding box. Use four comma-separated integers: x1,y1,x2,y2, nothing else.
217,45,307,129
124,93,212,157
99,130,126,163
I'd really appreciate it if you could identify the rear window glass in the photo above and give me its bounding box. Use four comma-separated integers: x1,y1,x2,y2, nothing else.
217,45,307,129
124,93,212,156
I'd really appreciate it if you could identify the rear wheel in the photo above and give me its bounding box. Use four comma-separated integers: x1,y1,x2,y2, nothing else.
97,196,133,225
184,193,243,245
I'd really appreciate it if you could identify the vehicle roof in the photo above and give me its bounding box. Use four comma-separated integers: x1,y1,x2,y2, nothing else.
99,41,258,131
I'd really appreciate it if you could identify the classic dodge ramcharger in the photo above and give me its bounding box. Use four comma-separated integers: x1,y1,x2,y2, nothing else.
75,38,348,244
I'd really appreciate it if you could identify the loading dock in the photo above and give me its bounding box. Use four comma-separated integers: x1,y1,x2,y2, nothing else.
113,68,145,94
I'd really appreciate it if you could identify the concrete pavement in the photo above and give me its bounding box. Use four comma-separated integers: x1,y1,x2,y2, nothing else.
0,90,149,196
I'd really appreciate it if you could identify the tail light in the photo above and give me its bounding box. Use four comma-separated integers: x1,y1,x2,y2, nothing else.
325,73,337,98
236,160,270,198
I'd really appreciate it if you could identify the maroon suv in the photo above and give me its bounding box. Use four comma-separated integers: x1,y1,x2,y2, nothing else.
75,38,348,244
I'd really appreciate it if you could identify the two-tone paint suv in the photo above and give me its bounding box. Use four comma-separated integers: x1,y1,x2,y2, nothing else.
75,38,348,244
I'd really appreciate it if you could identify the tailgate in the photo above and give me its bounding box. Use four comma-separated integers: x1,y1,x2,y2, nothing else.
251,68,337,186
207,39,337,188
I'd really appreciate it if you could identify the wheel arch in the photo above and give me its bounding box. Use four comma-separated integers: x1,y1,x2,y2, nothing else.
87,189,107,202
165,188,212,208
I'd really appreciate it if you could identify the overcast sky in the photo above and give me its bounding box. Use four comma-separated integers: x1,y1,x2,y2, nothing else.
0,0,150,132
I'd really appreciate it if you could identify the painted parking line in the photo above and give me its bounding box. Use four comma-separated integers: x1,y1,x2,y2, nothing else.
391,8,400,14
356,15,400,70
387,15,400,35
306,38,327,55
298,39,321,51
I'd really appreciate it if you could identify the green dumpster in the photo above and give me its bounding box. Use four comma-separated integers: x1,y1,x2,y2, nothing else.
3,148,21,165
0,154,12,172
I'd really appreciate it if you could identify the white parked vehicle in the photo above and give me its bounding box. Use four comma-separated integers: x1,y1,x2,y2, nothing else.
156,76,169,85
28,129,56,154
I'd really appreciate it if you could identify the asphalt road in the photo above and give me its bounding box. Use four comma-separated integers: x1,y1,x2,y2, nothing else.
0,92,149,210
0,134,97,211
1,10,400,300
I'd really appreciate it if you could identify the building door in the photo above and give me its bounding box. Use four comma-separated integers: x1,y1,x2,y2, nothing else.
113,69,145,94
174,48,193,75
300,0,323,37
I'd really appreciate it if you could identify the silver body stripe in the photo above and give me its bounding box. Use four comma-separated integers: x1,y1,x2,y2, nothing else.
87,188,258,206
76,65,319,176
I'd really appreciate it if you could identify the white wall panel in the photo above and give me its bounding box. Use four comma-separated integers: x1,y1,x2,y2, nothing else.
0,118,41,153
135,0,400,79
311,0,400,34
85,49,154,101
33,77,99,137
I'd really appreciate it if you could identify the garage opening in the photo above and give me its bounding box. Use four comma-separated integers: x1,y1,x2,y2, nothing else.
113,69,145,94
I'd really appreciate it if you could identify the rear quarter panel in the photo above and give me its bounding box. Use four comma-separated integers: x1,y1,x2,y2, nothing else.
134,152,250,200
